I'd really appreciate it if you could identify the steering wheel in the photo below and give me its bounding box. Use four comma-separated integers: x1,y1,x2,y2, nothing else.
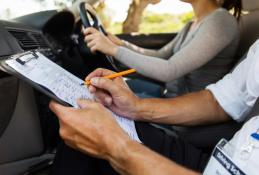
78,2,118,72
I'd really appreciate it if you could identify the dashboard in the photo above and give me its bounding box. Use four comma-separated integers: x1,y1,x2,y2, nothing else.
0,10,77,78
0,10,75,60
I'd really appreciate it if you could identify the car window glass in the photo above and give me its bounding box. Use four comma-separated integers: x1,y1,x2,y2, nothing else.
0,0,193,35
96,0,193,34
0,0,73,20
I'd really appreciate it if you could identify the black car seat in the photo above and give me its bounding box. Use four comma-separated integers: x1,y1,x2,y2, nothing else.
171,0,259,151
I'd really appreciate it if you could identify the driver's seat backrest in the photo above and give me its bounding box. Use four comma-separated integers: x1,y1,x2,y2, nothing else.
236,0,259,58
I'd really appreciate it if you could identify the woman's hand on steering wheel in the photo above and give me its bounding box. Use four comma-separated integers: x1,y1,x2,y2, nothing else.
83,27,119,57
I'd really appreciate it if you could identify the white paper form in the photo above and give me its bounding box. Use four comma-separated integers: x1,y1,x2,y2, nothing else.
6,52,141,142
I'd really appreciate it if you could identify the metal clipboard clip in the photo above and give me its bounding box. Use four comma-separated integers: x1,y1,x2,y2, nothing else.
15,51,39,65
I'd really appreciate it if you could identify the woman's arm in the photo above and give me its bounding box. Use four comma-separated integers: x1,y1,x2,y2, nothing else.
83,12,238,83
114,14,238,83
121,33,181,59
107,30,183,59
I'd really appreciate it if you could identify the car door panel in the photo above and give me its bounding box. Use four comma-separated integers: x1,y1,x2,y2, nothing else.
0,80,44,164
0,76,18,137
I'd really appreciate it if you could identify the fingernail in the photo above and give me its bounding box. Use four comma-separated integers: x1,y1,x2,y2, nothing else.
105,97,112,105
91,78,99,85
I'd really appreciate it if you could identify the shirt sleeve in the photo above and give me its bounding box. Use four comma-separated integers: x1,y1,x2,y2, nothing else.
206,74,251,122
207,40,259,122
246,44,259,98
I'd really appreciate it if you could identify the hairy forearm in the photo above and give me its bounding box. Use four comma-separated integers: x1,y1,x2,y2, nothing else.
108,140,200,175
134,90,229,126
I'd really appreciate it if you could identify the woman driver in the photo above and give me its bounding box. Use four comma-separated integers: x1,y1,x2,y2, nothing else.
83,0,242,98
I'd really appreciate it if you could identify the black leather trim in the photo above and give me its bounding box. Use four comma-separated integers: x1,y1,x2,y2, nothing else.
172,121,243,150
0,76,19,137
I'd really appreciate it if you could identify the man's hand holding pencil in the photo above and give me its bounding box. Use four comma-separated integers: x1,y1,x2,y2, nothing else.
84,68,141,120
81,68,136,86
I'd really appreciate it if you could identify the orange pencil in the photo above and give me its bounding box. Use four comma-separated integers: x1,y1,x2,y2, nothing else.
81,69,136,85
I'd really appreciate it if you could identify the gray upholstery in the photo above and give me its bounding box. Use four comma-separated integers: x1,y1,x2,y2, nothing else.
243,0,259,11
0,77,18,137
0,154,54,175
237,0,259,58
0,80,44,164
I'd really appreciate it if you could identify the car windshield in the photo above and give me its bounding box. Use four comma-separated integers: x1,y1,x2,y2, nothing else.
0,0,192,34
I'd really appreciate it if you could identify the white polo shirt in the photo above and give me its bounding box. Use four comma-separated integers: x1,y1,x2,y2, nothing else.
206,40,259,174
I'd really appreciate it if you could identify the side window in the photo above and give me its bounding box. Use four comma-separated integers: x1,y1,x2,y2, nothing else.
96,0,193,34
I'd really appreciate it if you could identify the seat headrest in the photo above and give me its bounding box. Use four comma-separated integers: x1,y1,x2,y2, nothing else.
242,0,259,11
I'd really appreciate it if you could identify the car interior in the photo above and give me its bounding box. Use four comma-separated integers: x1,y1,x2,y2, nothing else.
0,0,259,174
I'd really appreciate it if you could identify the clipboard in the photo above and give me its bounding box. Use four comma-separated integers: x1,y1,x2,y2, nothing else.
0,50,69,106
0,50,142,142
